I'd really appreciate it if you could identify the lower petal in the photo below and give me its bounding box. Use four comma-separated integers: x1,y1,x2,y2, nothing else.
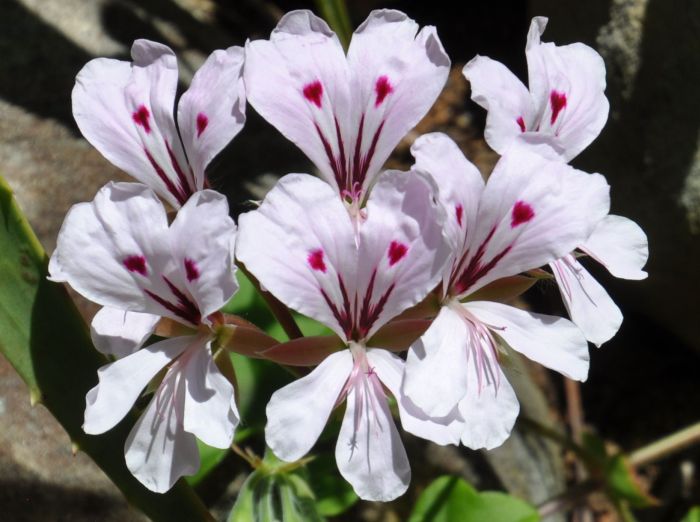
402,306,469,417
183,340,239,449
368,348,463,446
90,306,159,358
124,366,200,493
83,336,192,435
551,257,623,347
265,350,353,462
458,364,519,450
335,382,410,501
467,301,590,381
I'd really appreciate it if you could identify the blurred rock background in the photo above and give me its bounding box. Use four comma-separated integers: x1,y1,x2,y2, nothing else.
0,0,699,520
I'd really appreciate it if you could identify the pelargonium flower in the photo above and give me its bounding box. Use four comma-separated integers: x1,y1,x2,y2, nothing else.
550,215,648,346
244,10,449,206
49,182,239,492
401,133,610,449
73,40,246,208
463,17,608,161
237,171,456,501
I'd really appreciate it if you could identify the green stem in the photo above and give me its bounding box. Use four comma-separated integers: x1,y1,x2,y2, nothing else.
628,420,700,467
314,0,352,49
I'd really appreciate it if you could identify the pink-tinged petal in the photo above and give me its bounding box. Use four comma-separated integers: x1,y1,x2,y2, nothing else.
182,340,239,448
266,350,353,462
551,256,623,347
83,336,192,435
346,10,450,193
457,363,519,450
72,41,194,207
467,300,590,381
450,143,610,297
410,132,485,281
237,174,358,340
177,46,246,185
244,11,352,192
463,55,536,154
169,190,238,318
90,307,159,358
49,182,174,313
403,306,469,417
525,17,609,160
125,361,200,493
581,214,648,280
335,372,410,501
368,348,463,446
355,170,450,339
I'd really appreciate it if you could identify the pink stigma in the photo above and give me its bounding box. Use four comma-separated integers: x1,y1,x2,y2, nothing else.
387,241,408,266
196,113,208,138
308,249,327,272
184,258,200,282
132,105,151,133
455,204,464,227
517,116,526,133
550,90,567,124
124,255,147,276
511,200,535,227
303,81,323,108
374,76,394,107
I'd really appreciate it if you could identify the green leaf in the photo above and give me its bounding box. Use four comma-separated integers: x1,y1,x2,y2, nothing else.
313,0,352,49
307,454,358,516
409,476,539,522
606,455,656,508
682,507,700,522
266,312,334,342
0,176,212,521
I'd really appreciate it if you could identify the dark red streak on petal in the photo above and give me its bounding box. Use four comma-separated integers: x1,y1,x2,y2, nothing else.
456,204,464,227
132,105,151,133
145,275,201,325
308,249,327,273
124,255,147,276
196,113,208,138
166,141,195,196
517,116,526,133
144,148,188,205
320,274,353,339
374,76,394,107
452,227,512,296
355,120,384,189
357,269,394,339
334,117,349,190
184,258,200,281
550,90,567,124
387,241,408,266
303,80,323,108
511,200,535,228
314,122,344,190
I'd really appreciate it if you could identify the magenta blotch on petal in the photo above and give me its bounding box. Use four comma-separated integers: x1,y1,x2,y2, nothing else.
511,200,535,227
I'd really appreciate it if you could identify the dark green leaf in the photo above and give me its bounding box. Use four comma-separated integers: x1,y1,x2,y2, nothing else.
409,476,539,522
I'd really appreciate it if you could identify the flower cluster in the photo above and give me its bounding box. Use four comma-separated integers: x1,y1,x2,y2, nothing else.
50,11,647,501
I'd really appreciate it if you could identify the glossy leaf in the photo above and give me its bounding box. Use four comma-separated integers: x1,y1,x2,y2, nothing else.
409,476,539,522
0,176,212,521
